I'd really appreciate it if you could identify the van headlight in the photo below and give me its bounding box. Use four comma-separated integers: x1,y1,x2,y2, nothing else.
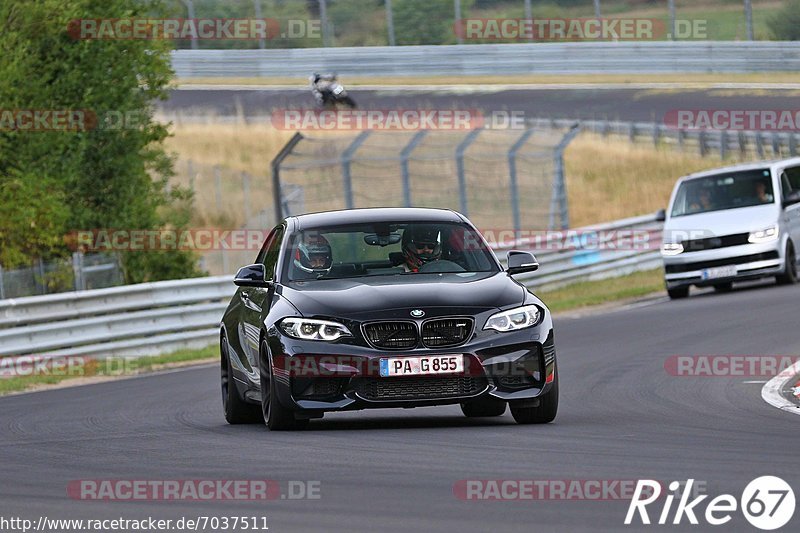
484,305,542,332
661,242,684,256
279,318,351,341
748,225,779,244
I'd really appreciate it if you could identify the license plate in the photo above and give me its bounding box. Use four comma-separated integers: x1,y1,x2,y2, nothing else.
379,355,463,377
701,265,737,280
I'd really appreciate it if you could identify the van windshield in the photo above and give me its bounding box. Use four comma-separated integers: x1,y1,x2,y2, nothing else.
670,169,775,217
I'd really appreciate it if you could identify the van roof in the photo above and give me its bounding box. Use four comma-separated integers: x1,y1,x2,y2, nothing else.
678,157,800,183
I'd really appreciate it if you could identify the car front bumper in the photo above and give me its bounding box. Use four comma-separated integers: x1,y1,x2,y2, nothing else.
266,327,557,415
662,240,783,288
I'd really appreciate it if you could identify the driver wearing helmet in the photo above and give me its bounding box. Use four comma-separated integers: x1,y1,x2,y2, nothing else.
401,225,442,272
293,233,333,279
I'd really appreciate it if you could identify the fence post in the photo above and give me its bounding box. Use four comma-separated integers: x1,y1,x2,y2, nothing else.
790,133,798,157
771,132,780,155
629,122,636,143
652,122,660,147
738,131,747,156
0,264,5,300
271,132,304,223
551,124,582,230
341,131,371,210
755,132,764,158
508,128,536,238
455,128,483,216
719,130,727,160
72,252,84,291
399,130,428,207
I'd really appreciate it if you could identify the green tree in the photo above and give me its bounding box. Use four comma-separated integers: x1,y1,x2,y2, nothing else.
0,0,202,282
393,0,455,45
769,0,800,40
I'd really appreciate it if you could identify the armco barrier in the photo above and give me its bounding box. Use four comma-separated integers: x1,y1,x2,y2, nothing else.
0,213,664,359
171,42,800,78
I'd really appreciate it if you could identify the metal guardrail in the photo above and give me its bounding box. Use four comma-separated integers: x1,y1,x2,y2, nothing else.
172,42,800,78
0,214,664,360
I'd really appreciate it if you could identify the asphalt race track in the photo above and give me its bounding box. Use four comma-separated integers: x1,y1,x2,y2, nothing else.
1,281,798,532
162,87,800,123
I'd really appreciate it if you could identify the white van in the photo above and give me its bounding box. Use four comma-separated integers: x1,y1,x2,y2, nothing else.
659,158,800,299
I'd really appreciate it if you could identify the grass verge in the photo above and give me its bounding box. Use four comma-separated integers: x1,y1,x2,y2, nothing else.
176,72,800,88
0,346,217,396
537,268,665,313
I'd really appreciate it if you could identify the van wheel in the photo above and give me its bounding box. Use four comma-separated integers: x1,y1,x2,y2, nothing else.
776,242,798,285
667,287,689,299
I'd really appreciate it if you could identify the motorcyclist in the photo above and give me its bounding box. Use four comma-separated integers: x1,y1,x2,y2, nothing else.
309,72,338,108
293,233,333,279
401,225,442,272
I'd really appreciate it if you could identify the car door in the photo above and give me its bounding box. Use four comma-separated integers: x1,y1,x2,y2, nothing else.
780,166,800,249
239,224,285,375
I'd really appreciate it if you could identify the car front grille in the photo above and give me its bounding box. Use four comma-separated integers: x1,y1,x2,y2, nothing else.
421,318,473,348
664,251,780,274
353,376,486,401
682,233,750,252
362,321,418,350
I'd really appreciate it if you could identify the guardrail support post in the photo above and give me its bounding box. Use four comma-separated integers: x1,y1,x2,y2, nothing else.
756,132,765,158
508,128,536,238
719,130,727,160
698,130,708,157
399,130,428,207
771,132,780,155
455,128,482,216
341,131,372,210
790,134,798,157
0,264,5,300
550,123,582,230
271,132,304,223
738,132,747,156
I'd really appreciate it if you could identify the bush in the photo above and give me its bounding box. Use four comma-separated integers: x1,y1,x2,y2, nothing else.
769,0,800,40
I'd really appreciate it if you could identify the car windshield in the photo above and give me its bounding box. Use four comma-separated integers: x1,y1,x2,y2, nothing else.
670,169,775,217
283,222,499,281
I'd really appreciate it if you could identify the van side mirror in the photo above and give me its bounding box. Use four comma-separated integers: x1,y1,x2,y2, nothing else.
506,251,539,275
655,209,667,222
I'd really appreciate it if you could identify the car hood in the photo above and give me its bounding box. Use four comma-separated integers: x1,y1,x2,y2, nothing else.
664,204,779,239
280,272,526,320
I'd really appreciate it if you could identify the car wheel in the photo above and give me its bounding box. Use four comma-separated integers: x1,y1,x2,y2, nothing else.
776,242,798,285
713,282,733,292
460,397,506,417
510,366,559,425
259,339,308,431
667,286,689,299
221,336,260,424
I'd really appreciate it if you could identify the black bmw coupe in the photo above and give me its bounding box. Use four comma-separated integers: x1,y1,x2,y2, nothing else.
220,208,557,430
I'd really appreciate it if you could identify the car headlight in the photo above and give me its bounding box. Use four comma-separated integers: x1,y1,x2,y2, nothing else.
484,305,542,332
661,242,684,256
748,225,779,244
279,318,351,341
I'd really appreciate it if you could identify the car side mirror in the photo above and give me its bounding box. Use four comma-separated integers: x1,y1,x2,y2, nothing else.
506,251,539,275
234,264,270,287
655,209,667,222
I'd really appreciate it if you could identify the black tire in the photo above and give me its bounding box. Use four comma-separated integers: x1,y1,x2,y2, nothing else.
776,242,798,285
460,397,506,417
713,282,733,292
667,286,689,299
221,336,260,424
260,339,307,431
510,367,559,424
